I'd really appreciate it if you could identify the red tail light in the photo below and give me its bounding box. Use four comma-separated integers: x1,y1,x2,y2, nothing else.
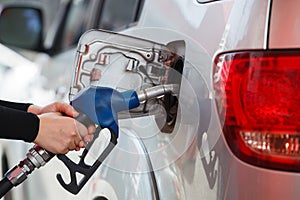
213,50,300,172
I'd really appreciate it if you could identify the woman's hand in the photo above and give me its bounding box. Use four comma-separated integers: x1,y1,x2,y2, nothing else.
28,102,95,154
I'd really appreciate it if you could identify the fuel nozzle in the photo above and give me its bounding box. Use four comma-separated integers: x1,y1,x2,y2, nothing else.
56,84,179,194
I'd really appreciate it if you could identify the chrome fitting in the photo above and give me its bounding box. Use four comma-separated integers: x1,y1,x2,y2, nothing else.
4,145,54,186
136,84,179,102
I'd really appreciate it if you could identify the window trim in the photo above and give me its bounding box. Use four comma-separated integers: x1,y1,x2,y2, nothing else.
196,0,222,4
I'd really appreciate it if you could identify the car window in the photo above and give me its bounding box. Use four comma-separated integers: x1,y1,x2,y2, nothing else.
61,0,143,51
98,0,141,31
61,0,90,49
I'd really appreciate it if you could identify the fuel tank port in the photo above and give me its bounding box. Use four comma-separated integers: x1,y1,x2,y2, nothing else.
158,55,184,133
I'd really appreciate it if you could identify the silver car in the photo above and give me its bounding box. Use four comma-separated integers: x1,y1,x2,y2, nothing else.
86,0,300,199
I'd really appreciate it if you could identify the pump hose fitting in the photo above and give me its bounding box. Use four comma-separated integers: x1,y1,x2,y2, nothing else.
0,145,54,198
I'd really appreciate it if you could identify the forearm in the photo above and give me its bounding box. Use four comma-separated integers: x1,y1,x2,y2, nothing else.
0,100,32,112
0,106,39,142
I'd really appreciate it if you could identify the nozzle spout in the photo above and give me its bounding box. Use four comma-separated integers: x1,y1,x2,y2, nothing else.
136,84,179,102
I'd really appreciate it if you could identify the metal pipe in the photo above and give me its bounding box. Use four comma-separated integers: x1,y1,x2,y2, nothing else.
136,84,179,102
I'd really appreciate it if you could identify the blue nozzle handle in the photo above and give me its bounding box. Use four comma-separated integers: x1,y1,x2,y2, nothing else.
70,86,140,138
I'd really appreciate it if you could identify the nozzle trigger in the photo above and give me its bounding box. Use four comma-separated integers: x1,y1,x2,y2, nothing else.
56,126,117,194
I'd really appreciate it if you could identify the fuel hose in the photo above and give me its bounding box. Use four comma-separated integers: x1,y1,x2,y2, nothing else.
0,177,13,198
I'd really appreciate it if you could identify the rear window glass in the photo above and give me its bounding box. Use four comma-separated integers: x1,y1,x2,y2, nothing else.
98,0,141,31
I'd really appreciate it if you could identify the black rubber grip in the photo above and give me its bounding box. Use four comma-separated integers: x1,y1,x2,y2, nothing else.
76,113,94,127
0,177,13,198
